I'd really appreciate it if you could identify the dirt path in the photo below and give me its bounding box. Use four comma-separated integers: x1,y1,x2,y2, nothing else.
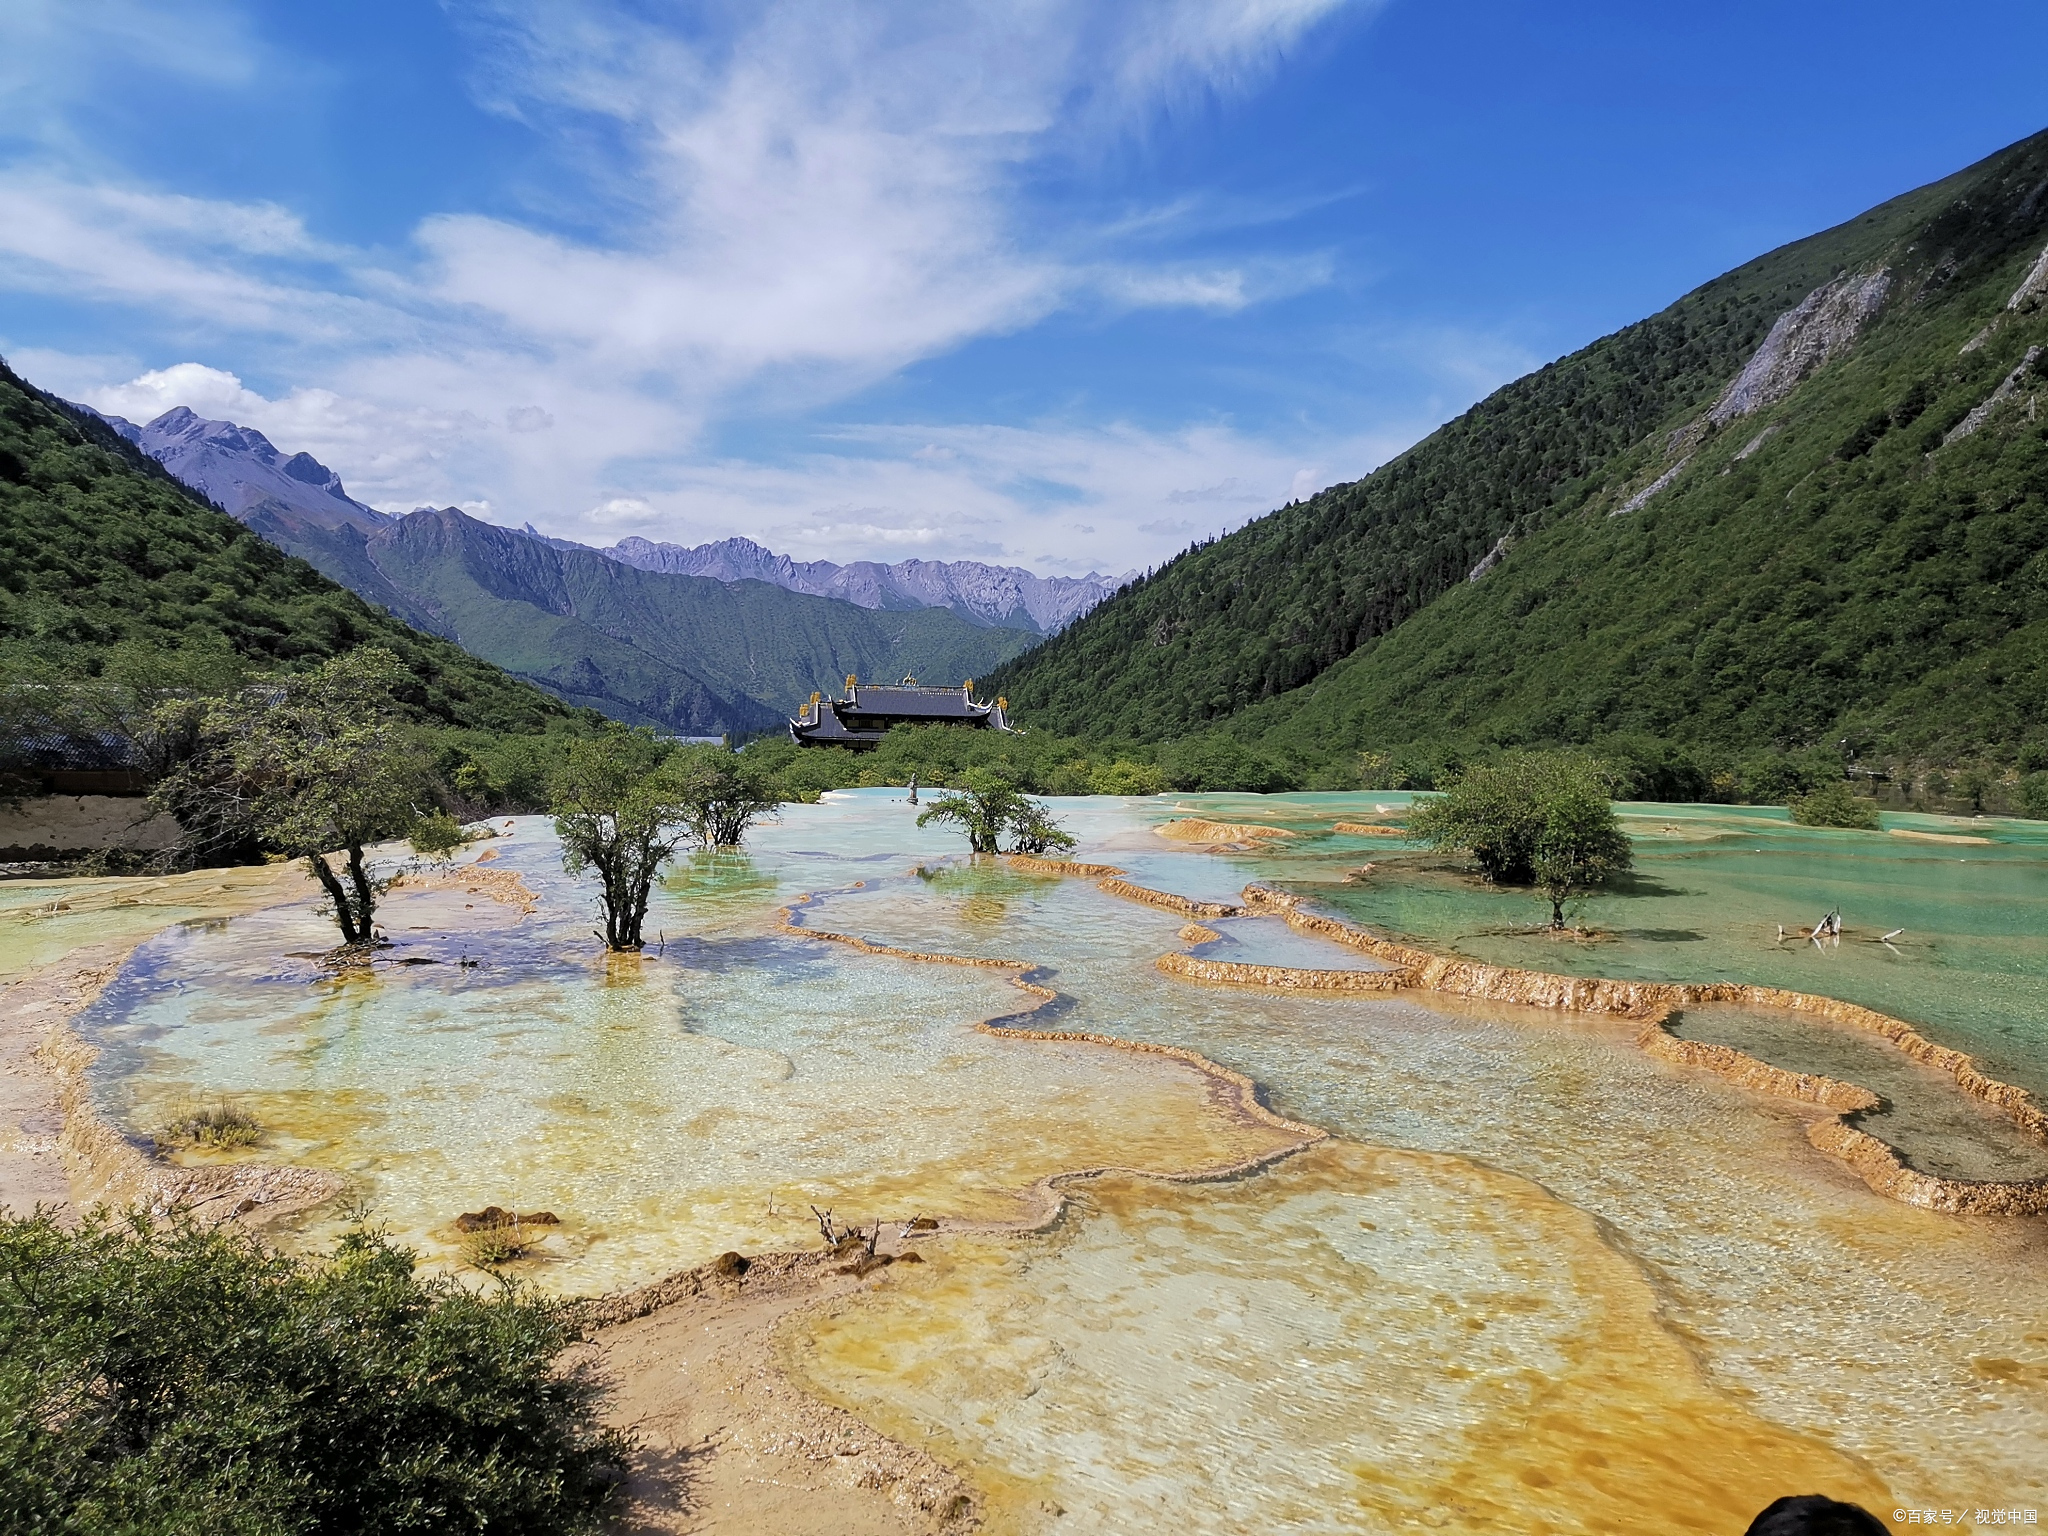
588,1247,977,1535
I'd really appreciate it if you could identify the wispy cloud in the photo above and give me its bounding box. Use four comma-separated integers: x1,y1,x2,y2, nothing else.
5,0,1392,569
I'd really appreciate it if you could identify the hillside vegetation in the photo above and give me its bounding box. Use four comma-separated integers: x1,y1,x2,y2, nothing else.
989,129,2048,793
258,506,1038,736
0,359,579,737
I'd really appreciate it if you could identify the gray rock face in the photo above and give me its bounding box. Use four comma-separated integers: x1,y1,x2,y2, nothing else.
1942,344,2044,445
2009,241,2048,310
604,535,1130,634
77,405,388,533
1708,269,1892,425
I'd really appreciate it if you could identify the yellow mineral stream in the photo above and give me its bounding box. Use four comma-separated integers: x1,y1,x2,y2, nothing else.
795,1143,1892,1535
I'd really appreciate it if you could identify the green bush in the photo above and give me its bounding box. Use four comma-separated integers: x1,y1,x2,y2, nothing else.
1788,781,1883,829
1409,751,1633,903
1089,759,1170,796
0,1210,630,1534
154,1100,260,1152
1155,735,1299,793
2023,771,2048,821
1736,750,1840,805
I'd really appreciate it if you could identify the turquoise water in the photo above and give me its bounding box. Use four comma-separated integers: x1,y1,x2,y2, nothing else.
1161,794,2048,1101
55,789,2048,1528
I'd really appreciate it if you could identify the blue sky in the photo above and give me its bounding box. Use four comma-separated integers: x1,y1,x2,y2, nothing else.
2,1,2044,576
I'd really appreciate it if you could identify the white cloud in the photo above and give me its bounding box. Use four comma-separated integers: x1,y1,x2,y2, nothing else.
92,362,271,423
7,0,1394,570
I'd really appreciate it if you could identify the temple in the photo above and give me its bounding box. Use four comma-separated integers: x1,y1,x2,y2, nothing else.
789,675,1014,750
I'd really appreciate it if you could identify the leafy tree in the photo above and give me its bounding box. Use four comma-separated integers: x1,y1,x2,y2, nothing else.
1788,781,1883,829
151,648,436,945
0,1208,628,1535
2022,771,2048,821
1529,782,1636,929
666,744,780,848
1411,752,1633,927
408,810,466,862
1087,759,1169,796
916,770,1076,855
1155,734,1298,793
551,731,695,950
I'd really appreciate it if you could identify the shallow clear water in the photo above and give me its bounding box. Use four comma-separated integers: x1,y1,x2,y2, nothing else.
1209,794,2048,1101
790,838,2048,1524
1672,1003,2048,1183
74,809,1292,1290
1187,915,1395,971
52,790,2048,1528
0,865,284,980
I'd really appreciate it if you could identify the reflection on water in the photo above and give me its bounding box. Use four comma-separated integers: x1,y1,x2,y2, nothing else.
56,791,2048,1523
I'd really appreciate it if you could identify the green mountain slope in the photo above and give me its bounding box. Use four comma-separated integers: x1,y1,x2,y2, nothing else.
0,360,575,734
989,128,2048,766
1239,133,2048,766
260,506,1039,735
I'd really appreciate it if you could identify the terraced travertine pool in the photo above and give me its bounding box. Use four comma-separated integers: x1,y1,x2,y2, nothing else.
39,790,2048,1531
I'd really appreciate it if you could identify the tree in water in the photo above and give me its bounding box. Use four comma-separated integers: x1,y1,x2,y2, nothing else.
666,744,781,848
151,648,434,946
1410,752,1632,929
551,732,696,950
916,769,1076,855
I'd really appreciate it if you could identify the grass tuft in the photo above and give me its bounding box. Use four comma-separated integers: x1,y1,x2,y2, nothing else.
156,1099,261,1152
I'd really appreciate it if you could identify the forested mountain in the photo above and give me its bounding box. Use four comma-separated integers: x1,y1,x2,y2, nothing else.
262,507,1038,735
990,128,2048,771
0,359,573,735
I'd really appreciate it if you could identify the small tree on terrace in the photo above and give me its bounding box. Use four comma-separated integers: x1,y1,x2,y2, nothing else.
668,744,781,848
1528,780,1634,929
917,770,1076,856
1410,752,1632,929
150,648,433,946
551,733,695,950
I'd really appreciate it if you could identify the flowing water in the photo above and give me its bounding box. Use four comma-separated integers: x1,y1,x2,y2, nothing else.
34,790,2048,1530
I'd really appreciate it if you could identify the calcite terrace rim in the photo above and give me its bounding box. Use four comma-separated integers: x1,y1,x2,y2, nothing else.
773,886,1331,1225
1006,855,2048,1217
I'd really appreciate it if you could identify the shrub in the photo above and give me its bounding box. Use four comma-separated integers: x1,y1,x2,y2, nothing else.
1736,749,1838,805
0,1210,629,1534
1088,760,1169,796
1788,781,1883,830
156,1099,260,1151
2023,771,2048,821
916,770,1076,855
1156,735,1298,793
1409,751,1633,926
409,810,466,862
461,1223,534,1269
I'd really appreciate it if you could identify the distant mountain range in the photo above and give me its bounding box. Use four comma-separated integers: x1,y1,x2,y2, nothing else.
74,406,1094,734
87,407,1123,635
0,360,574,742
603,535,1130,634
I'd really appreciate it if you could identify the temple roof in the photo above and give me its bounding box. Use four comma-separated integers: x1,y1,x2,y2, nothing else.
789,677,1012,749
